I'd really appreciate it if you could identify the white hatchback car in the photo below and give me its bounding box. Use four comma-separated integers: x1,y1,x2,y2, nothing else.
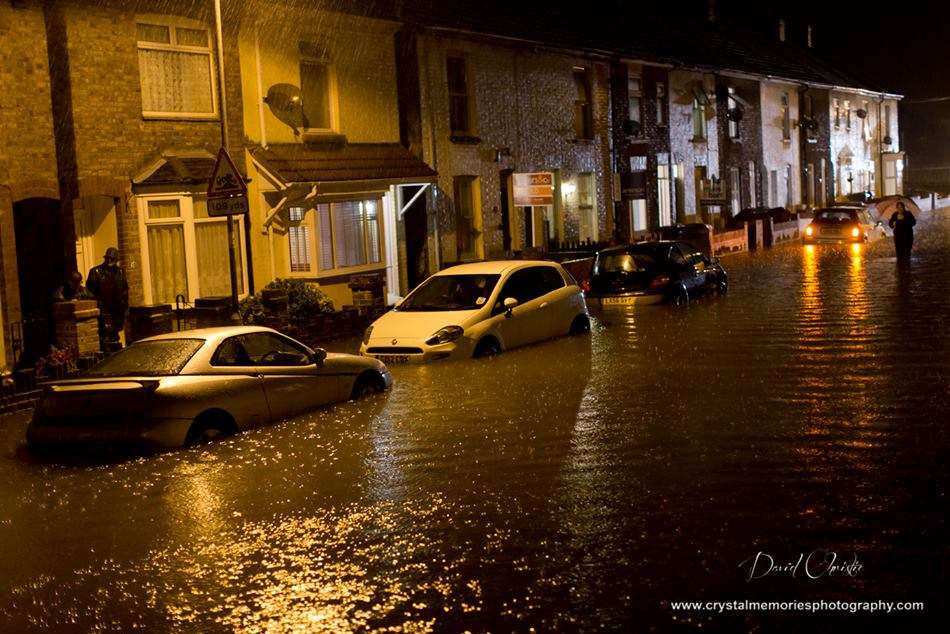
360,261,589,363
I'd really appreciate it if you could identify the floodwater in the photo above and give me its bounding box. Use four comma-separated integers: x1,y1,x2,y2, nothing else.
1,215,948,632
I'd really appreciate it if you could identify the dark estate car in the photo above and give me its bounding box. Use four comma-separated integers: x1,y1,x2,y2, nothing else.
588,241,728,306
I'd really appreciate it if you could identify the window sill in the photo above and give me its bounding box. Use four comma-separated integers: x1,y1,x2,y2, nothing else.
288,263,386,283
449,134,481,145
142,113,219,122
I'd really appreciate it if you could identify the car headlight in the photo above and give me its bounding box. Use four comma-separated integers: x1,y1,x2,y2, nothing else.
805,225,814,237
851,226,861,238
362,325,373,345
425,325,464,346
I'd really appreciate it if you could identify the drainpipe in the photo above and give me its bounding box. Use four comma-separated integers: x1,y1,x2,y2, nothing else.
213,0,240,318
878,97,884,197
254,20,268,149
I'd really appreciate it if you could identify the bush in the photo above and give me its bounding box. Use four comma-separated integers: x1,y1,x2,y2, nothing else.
238,294,266,325
240,278,334,326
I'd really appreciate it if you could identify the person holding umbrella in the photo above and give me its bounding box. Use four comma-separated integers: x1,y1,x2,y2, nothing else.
888,201,917,261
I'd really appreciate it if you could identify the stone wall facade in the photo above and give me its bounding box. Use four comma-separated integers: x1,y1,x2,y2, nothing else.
668,69,721,224
716,75,764,214
416,31,613,263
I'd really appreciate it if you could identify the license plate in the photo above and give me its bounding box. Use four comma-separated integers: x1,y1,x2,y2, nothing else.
375,354,410,364
601,296,637,305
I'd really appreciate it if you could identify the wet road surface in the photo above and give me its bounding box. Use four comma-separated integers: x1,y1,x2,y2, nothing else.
1,214,948,631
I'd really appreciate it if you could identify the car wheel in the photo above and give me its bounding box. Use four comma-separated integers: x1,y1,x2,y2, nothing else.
473,337,501,358
716,275,728,295
569,314,591,335
671,286,689,306
351,371,386,400
185,411,236,447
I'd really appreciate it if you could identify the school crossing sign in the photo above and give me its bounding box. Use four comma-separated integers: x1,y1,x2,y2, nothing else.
207,147,249,217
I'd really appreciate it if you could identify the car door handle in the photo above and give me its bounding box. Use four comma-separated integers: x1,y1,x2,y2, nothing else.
540,301,549,308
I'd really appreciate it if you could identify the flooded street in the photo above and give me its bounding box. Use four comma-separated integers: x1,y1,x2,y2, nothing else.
1,215,948,631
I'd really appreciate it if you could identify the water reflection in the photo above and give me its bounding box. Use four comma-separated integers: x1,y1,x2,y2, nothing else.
1,215,948,630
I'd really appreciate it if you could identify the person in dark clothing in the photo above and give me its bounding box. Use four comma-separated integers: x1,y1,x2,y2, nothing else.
87,247,129,348
888,202,917,261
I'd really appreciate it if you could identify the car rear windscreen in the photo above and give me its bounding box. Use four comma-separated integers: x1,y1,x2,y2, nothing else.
814,210,858,223
84,339,205,377
597,252,660,273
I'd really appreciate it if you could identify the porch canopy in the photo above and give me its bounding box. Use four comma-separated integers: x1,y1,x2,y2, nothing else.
251,142,436,226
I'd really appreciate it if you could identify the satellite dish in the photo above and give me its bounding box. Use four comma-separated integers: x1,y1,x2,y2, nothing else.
856,109,867,119
264,83,305,135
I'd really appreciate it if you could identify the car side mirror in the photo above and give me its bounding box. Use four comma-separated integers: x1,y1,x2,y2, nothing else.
503,297,518,317
311,348,328,364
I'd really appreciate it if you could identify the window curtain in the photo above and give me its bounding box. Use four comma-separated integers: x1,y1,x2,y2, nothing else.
364,201,381,264
334,201,366,267
195,220,243,296
147,224,188,304
138,49,214,114
317,204,334,271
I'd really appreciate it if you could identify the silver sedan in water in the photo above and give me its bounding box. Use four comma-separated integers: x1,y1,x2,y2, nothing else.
26,326,392,450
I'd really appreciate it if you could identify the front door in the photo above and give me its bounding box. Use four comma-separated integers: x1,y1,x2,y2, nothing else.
499,169,513,253
402,185,428,290
14,197,65,366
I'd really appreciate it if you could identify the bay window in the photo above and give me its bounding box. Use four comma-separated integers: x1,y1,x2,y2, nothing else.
136,16,216,119
139,196,246,305
285,199,384,277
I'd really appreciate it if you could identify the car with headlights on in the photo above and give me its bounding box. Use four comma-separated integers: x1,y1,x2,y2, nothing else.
26,326,392,450
587,241,727,306
360,260,589,362
803,207,886,244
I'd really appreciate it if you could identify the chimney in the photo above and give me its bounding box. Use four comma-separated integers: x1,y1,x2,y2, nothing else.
779,19,786,42
708,0,716,24
806,25,813,48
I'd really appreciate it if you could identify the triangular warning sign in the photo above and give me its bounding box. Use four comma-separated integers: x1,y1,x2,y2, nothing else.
207,147,247,198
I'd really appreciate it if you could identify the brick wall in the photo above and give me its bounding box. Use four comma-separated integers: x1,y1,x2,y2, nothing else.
54,0,245,305
417,32,612,262
0,0,61,368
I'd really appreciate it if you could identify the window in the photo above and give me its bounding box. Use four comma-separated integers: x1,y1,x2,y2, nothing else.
748,162,757,208
727,87,740,139
287,207,312,272
863,101,872,142
781,92,791,140
692,98,706,140
577,172,596,242
844,100,851,130
884,104,892,142
730,167,741,215
655,82,667,126
300,57,334,131
769,170,778,207
806,163,815,206
282,199,383,277
657,161,672,227
447,56,473,135
819,158,827,206
573,67,593,139
213,333,311,367
136,16,216,118
833,98,840,128
627,72,642,125
629,199,647,235
139,196,246,305
497,267,554,307
454,176,481,260
785,164,793,207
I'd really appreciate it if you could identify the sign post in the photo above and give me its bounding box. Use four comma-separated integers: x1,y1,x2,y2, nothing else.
207,147,248,316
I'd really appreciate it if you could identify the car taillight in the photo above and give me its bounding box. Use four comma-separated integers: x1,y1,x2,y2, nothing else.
851,226,861,238
650,274,670,289
580,279,591,292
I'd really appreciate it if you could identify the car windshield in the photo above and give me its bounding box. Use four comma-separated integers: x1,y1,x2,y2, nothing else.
814,210,858,223
597,252,660,273
398,274,501,311
84,339,204,377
